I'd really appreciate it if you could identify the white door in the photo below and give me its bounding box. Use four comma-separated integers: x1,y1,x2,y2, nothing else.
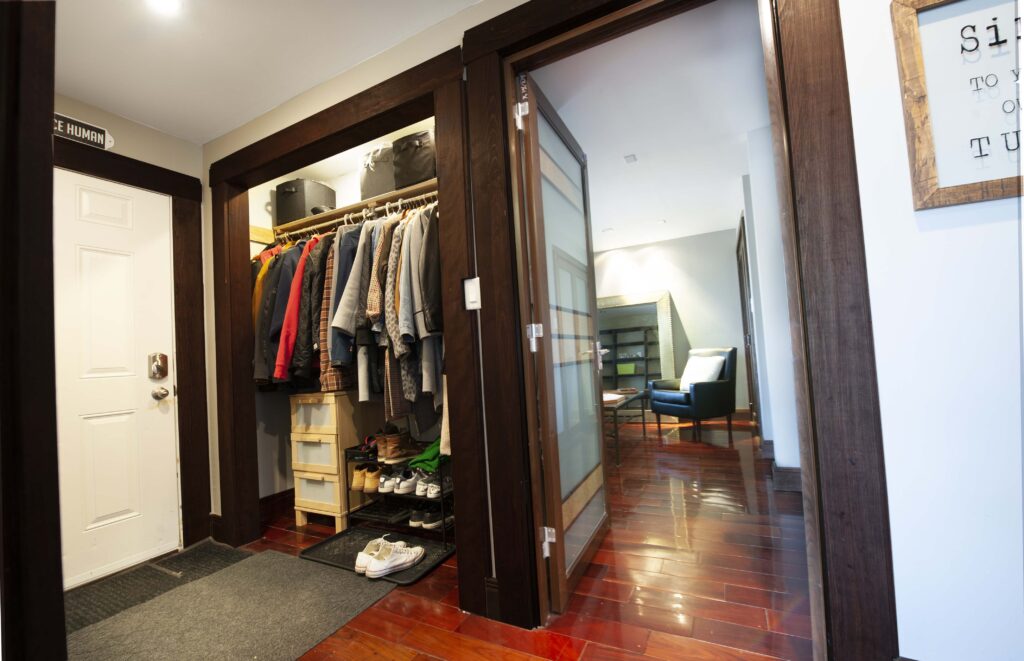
53,168,181,589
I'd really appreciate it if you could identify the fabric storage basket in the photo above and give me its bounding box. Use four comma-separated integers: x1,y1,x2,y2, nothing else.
393,130,436,189
291,433,340,474
294,472,342,514
360,144,395,200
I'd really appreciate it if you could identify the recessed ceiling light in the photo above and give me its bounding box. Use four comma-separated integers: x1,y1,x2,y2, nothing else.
623,154,638,164
602,228,614,233
147,0,183,16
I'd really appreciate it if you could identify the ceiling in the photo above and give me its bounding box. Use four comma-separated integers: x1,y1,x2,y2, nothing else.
55,0,479,144
532,0,771,252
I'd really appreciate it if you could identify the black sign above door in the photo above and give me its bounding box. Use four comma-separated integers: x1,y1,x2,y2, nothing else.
53,113,114,150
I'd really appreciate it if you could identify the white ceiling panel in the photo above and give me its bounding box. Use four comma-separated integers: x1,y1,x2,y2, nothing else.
532,0,770,251
55,0,479,144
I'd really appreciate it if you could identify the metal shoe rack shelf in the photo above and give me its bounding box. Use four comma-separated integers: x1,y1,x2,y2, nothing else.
343,445,455,550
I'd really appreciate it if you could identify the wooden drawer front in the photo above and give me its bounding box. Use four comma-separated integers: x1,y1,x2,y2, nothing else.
291,433,339,474
294,471,342,514
290,394,337,434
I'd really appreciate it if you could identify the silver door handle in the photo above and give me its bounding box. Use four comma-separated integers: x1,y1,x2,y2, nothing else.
151,387,170,400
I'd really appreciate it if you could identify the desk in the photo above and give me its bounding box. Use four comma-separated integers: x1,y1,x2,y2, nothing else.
602,390,646,466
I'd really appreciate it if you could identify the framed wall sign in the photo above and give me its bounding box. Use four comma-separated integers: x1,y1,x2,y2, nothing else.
892,0,1020,209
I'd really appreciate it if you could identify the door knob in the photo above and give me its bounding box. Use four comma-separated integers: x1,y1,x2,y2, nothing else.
151,387,170,400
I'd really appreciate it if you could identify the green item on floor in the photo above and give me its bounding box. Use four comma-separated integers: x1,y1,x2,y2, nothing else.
409,438,443,472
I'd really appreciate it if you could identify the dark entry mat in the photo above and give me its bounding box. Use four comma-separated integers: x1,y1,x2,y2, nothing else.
64,540,251,633
300,527,454,586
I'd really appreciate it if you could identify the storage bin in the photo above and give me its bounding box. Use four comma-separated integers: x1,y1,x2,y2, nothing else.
290,433,339,474
360,144,395,200
393,130,436,189
294,471,342,514
290,394,337,434
275,179,336,225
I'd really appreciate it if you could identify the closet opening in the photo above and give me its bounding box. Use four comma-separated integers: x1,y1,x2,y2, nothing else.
247,117,457,578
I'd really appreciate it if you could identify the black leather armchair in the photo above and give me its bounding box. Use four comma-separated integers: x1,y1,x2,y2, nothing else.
648,347,737,443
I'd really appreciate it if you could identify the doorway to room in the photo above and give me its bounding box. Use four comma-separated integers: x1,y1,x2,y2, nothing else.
508,1,820,658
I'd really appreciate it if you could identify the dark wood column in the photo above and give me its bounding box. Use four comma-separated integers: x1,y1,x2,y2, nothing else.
0,1,67,658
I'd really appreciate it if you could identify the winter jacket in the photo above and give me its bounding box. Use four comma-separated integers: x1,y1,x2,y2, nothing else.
420,205,443,333
329,225,362,366
291,234,333,380
266,241,306,381
253,254,283,383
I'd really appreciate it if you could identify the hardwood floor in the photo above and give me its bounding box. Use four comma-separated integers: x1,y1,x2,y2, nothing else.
246,420,813,660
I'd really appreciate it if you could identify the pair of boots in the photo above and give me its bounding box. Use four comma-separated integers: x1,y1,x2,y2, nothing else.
378,429,415,464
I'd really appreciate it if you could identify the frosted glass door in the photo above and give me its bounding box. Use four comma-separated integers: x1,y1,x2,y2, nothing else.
517,73,607,613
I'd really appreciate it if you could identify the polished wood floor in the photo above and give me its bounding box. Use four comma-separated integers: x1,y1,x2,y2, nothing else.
246,420,813,660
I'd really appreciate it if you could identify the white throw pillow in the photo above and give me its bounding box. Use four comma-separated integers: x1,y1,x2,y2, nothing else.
679,355,725,392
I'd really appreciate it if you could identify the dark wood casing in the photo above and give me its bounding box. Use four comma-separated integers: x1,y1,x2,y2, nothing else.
208,49,494,616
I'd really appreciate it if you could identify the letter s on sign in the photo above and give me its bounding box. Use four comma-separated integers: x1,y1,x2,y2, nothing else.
961,24,980,53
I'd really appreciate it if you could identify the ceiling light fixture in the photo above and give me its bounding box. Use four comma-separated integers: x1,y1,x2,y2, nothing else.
623,154,638,164
147,0,183,17
602,227,614,233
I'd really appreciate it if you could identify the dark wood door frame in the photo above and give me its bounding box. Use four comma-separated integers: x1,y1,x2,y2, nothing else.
207,48,494,616
53,136,212,548
0,2,66,658
464,1,900,659
735,215,762,432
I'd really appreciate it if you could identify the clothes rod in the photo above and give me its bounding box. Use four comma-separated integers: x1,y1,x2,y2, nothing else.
272,177,438,237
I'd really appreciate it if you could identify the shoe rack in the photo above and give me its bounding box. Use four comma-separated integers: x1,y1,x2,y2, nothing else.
343,444,455,550
288,392,383,532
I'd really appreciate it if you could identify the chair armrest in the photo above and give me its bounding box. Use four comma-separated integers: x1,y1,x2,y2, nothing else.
649,379,681,391
689,379,735,417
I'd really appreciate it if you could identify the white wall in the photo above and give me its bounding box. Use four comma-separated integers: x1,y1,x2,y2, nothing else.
55,94,202,178
595,230,750,411
744,127,800,469
839,1,1023,659
199,0,529,513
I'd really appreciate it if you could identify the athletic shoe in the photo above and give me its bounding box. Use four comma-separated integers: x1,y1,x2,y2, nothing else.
363,465,381,493
426,476,451,499
354,537,406,574
415,472,433,497
351,464,367,491
409,508,426,528
365,544,425,578
422,508,454,530
378,467,398,494
394,469,423,495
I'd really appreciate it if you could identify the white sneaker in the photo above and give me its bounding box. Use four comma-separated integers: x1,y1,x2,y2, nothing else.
378,471,398,493
415,473,434,497
365,544,426,578
354,537,406,574
394,469,423,495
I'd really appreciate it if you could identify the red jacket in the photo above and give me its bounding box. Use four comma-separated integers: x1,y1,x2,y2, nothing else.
274,237,319,379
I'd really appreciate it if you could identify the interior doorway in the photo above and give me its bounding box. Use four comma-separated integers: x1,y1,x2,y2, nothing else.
53,168,182,588
507,2,822,657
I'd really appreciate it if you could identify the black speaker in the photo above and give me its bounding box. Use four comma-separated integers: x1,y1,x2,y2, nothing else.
275,179,336,225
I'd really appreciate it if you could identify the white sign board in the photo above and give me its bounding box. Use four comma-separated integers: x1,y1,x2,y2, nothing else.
917,0,1019,188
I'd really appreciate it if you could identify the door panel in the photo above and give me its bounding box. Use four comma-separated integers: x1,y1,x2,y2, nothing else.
516,74,607,612
54,169,181,588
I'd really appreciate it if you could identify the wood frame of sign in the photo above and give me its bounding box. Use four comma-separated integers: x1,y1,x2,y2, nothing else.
891,0,1021,210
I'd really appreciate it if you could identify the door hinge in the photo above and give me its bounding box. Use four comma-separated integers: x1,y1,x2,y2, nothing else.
526,322,544,353
541,526,556,558
514,101,529,130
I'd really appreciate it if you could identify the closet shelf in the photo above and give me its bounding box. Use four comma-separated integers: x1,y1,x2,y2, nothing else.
273,177,438,237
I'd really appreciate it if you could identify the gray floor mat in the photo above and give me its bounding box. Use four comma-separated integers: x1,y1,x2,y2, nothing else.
64,539,251,633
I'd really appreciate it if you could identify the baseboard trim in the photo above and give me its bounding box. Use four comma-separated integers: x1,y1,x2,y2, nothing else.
772,463,802,492
259,488,295,521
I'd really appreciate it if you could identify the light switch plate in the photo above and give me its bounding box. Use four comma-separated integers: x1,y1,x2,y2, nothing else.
463,276,482,310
